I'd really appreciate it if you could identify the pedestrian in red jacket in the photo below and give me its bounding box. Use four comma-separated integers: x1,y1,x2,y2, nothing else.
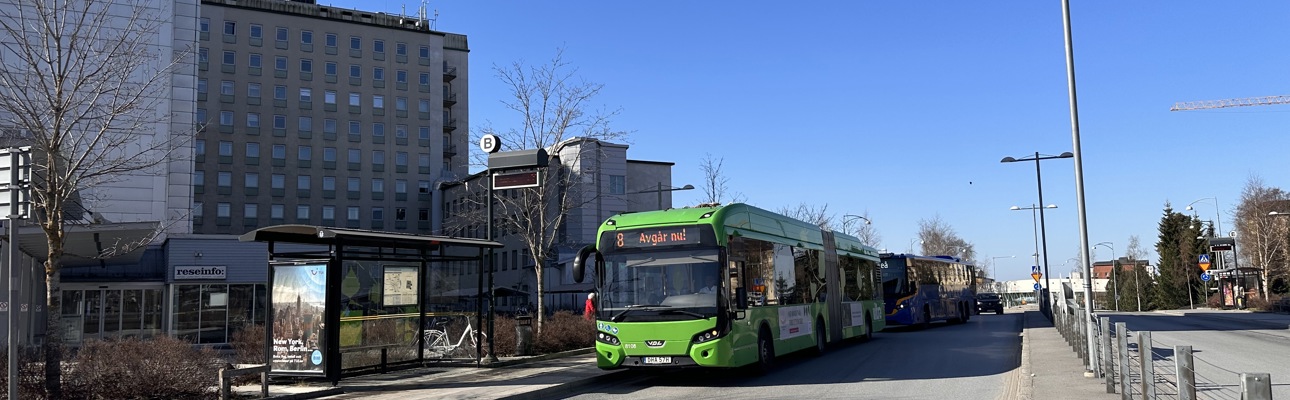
584,292,596,320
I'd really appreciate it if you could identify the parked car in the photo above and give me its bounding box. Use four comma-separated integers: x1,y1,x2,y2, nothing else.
976,292,1004,315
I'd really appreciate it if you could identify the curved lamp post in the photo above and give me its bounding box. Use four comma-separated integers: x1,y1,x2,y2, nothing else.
633,183,694,210
1094,241,1117,311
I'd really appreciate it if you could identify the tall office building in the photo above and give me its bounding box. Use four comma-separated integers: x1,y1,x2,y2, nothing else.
194,0,469,235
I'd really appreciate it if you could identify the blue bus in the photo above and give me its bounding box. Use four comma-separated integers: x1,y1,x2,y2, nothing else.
879,253,977,327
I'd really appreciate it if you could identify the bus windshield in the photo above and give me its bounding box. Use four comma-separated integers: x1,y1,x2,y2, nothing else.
880,257,911,298
597,248,721,323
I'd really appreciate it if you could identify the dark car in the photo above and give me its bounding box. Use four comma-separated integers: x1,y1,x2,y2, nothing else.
976,293,1003,315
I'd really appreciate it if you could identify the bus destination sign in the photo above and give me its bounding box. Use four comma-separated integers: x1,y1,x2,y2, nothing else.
613,227,701,249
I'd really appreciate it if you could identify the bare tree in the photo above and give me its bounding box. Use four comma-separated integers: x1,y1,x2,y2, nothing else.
1233,175,1290,299
778,202,831,227
463,48,627,335
698,153,743,205
917,215,976,264
0,0,190,395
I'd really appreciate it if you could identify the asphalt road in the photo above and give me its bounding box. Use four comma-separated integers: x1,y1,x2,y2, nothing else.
559,311,1025,400
1101,311,1290,399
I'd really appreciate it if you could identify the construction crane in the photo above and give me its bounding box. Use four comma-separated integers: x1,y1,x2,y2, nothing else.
1170,95,1290,111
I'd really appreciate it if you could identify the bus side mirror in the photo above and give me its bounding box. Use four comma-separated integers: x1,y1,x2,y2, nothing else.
572,245,599,284
735,287,748,310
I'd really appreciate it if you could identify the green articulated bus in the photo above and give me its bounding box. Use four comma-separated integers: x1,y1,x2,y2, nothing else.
572,203,885,371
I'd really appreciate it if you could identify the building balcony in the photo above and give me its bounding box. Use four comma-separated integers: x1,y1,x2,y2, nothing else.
442,92,456,107
443,65,457,82
443,144,457,157
442,118,457,132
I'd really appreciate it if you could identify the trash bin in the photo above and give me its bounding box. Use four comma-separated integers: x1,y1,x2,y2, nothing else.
514,316,533,356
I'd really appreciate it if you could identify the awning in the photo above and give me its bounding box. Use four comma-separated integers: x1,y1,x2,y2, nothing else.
5,221,160,268
238,224,503,249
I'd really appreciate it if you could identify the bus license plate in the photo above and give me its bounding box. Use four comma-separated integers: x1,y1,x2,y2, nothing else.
643,356,672,365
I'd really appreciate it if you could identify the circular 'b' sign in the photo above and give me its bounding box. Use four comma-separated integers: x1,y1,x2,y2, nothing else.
479,134,501,153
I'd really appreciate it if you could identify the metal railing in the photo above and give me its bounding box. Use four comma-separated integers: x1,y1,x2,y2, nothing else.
1054,301,1273,400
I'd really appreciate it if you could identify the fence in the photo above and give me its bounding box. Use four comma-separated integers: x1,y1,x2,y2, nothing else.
1053,300,1273,400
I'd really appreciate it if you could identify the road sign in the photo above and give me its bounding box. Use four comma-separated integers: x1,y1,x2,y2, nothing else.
1200,272,1211,282
1031,265,1040,274
1198,253,1211,271
1033,283,1042,291
1031,272,1042,282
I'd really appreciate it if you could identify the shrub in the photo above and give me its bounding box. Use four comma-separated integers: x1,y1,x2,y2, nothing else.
534,311,594,354
231,324,266,364
70,336,220,399
1245,295,1270,311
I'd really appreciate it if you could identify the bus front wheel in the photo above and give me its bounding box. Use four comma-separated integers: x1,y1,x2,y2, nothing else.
756,329,775,374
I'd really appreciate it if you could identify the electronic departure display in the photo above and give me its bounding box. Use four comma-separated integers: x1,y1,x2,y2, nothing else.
610,226,703,249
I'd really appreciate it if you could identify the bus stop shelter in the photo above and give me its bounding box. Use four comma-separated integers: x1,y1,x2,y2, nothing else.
239,225,502,384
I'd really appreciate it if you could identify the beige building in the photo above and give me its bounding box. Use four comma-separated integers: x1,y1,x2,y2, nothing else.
193,0,469,234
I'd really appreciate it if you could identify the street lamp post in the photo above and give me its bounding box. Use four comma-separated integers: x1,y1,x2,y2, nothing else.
1094,242,1117,311
991,255,1014,302
633,182,695,210
909,238,923,254
842,214,871,236
1010,204,1057,311
1186,197,1223,237
1002,151,1072,320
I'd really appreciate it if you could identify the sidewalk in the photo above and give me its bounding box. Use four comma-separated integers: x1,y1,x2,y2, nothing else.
232,349,622,400
1020,306,1118,400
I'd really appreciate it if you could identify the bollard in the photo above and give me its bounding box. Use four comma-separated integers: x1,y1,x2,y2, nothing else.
1115,322,1128,400
1176,345,1195,400
1240,373,1272,400
1139,331,1154,400
514,316,534,356
1101,317,1113,389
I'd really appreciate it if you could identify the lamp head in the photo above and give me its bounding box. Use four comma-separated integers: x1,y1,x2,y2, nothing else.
680,184,694,190
1000,156,1017,163
1185,205,1194,211
1009,206,1021,210
1058,152,1074,158
1045,204,1058,209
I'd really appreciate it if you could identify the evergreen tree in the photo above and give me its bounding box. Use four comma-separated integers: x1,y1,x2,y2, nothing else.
1153,204,1206,309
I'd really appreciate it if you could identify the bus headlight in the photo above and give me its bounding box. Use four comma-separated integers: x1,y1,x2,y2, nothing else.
691,329,723,344
597,331,621,346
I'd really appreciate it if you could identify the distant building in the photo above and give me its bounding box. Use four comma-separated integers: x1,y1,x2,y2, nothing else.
439,137,681,313
1091,258,1153,280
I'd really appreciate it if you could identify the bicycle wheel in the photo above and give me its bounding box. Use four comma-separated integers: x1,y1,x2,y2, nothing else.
423,330,450,358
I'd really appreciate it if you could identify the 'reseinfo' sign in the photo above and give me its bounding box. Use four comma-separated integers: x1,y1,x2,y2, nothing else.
174,265,227,280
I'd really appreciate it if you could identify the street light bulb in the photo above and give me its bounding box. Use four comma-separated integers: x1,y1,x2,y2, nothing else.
1009,206,1021,210
1045,204,1057,209
1185,205,1194,211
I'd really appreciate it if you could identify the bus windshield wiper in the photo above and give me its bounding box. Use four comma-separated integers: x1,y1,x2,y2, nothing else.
661,309,710,319
610,304,668,322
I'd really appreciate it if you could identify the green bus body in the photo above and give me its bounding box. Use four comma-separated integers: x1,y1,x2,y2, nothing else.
575,203,885,370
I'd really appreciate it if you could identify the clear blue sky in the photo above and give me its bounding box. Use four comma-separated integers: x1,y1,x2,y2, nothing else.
336,0,1290,282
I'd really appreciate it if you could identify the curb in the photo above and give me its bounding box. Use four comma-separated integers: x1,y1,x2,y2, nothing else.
263,387,345,400
1014,310,1034,400
499,369,632,400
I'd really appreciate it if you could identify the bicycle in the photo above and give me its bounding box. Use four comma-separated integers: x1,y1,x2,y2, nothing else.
422,316,490,359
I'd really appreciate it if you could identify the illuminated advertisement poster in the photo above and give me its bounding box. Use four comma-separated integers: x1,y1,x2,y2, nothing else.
271,264,327,374
383,265,419,306
778,305,811,340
